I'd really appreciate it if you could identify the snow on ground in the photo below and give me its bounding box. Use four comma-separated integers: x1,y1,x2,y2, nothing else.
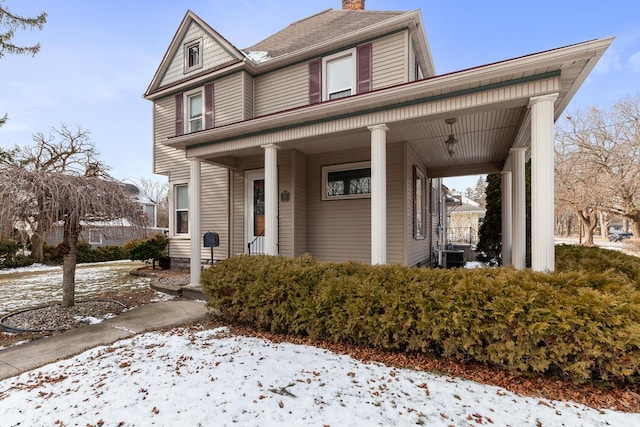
0,261,150,316
1,327,637,426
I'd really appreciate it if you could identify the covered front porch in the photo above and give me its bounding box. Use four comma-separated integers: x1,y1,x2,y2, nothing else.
165,38,612,286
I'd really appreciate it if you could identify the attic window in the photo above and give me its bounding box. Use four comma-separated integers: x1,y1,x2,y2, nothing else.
184,39,203,72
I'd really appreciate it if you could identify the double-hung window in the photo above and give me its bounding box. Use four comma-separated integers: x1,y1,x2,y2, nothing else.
175,184,189,235
323,49,356,101
187,92,203,133
414,167,425,239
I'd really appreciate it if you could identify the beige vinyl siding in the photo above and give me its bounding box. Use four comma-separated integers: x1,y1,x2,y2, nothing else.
169,239,190,259
231,167,244,256
153,96,189,175
386,142,405,265
215,73,244,126
307,148,371,263
371,31,408,90
159,22,236,87
243,72,254,120
278,151,293,257
200,163,229,261
254,62,308,117
406,145,431,266
292,150,308,256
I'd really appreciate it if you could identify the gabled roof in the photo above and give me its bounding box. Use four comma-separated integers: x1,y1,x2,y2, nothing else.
243,9,407,60
145,10,245,97
145,7,434,99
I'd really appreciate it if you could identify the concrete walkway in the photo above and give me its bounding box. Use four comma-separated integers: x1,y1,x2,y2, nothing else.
0,300,208,381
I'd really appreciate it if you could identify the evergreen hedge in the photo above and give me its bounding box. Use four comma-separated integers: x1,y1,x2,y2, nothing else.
202,252,640,384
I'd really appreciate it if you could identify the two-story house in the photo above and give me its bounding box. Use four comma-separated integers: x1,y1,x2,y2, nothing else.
144,0,611,286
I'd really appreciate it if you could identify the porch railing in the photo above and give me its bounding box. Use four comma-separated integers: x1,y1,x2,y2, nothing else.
247,236,264,255
447,226,479,246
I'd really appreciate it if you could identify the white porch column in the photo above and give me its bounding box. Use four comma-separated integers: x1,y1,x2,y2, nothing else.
511,148,526,270
189,158,202,286
501,170,513,266
262,144,280,256
530,93,559,272
368,124,389,265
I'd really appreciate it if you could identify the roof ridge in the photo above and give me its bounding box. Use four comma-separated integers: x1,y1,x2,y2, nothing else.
288,8,333,27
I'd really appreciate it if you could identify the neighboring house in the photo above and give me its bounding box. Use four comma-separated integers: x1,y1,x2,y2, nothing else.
144,0,611,285
447,194,486,246
46,184,161,248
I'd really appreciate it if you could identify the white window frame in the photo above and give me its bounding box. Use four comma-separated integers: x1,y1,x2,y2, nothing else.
322,161,371,201
184,89,203,134
88,228,102,245
322,48,356,101
183,38,203,73
414,166,426,240
172,182,189,238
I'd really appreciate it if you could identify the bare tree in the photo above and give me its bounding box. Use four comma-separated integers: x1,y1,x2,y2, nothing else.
130,177,169,228
556,93,640,241
605,95,640,237
0,165,147,307
0,1,47,127
555,112,604,246
4,125,101,261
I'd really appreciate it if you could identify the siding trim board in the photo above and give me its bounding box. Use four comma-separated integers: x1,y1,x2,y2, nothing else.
186,70,561,150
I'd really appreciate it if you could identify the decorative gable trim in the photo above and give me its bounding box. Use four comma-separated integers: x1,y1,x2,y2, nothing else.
145,10,245,97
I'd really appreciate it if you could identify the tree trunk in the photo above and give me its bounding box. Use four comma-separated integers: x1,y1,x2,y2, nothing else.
632,221,640,239
30,201,49,263
31,234,44,263
577,210,597,246
61,217,80,308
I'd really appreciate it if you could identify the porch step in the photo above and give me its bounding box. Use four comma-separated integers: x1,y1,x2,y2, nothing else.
181,284,206,301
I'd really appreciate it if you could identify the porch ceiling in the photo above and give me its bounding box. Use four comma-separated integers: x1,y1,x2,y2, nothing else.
203,105,528,178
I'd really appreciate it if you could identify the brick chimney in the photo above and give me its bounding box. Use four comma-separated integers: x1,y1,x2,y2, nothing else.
342,0,365,10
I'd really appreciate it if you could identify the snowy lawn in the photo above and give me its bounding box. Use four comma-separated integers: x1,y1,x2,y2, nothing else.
1,326,637,426
0,261,150,316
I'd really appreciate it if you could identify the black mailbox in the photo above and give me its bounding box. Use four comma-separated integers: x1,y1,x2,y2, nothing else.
203,232,219,248
204,232,219,265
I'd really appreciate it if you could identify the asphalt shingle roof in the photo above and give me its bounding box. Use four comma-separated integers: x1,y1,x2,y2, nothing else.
243,9,406,60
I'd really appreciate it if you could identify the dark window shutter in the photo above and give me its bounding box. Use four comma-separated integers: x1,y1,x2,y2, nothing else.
308,59,321,104
175,94,184,136
357,43,372,94
205,83,215,129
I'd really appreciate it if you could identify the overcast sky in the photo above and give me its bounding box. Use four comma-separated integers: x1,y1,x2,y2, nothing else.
1,0,639,191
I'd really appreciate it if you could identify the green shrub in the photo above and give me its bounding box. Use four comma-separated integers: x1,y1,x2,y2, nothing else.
0,239,35,269
556,244,640,287
42,242,127,265
128,234,168,269
1,253,34,269
202,254,640,384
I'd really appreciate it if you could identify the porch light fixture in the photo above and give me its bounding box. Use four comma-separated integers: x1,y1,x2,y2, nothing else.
444,118,458,157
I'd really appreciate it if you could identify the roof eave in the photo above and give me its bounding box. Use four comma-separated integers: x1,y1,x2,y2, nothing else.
165,37,613,150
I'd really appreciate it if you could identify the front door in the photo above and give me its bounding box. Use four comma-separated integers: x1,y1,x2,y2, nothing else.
245,169,265,254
